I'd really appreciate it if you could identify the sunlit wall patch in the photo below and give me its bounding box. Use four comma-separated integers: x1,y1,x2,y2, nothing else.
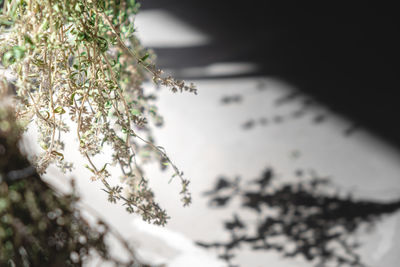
135,10,210,48
172,62,258,78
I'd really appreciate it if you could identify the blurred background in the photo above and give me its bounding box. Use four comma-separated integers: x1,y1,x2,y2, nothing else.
30,1,400,266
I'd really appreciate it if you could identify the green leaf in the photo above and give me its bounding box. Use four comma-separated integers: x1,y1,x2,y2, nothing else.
101,137,108,147
96,37,108,52
69,72,79,79
76,32,87,41
100,163,109,173
127,24,135,34
32,58,45,67
85,164,96,174
24,35,35,48
130,109,141,116
13,46,25,60
140,53,149,62
75,3,83,12
2,46,26,66
40,141,48,150
54,107,66,114
51,151,64,161
8,0,18,19
0,18,14,26
70,92,76,104
105,101,112,109
40,19,49,31
2,51,15,66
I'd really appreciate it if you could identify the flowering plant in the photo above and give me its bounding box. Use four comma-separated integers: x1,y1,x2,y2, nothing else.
0,0,195,225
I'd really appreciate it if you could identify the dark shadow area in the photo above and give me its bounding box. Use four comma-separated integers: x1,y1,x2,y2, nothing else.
139,0,400,148
197,168,400,267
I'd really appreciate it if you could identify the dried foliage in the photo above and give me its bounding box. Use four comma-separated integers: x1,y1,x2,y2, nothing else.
0,100,146,266
0,0,195,225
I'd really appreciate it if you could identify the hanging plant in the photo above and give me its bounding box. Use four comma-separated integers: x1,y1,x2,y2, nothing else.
0,0,196,226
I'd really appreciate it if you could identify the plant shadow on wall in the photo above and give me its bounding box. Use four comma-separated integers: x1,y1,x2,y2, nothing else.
197,168,400,267
220,80,360,136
